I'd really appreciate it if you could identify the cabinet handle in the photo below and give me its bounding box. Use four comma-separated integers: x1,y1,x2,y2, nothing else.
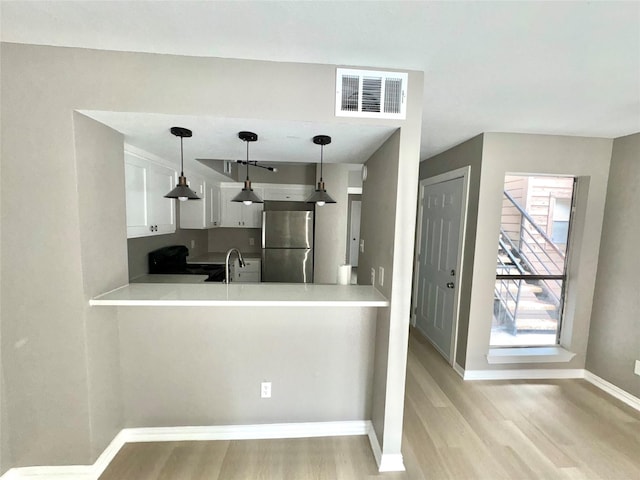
150,226,154,232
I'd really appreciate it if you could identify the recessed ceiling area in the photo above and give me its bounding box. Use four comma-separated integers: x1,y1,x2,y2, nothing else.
79,111,397,168
3,1,639,159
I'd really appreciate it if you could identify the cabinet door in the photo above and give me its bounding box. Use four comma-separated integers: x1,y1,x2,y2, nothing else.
243,187,264,228
232,259,261,283
220,185,244,227
179,175,206,229
263,184,313,201
125,150,177,238
124,158,151,237
147,163,177,235
207,183,221,228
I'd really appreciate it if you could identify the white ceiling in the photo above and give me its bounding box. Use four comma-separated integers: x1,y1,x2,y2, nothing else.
2,1,639,160
79,111,396,165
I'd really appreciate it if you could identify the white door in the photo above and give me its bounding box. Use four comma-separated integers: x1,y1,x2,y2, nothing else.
348,200,362,267
415,177,464,362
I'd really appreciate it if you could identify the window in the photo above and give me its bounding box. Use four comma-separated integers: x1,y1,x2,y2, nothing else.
491,175,576,347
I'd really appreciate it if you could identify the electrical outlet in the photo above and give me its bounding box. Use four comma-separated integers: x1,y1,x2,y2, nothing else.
261,382,272,398
379,266,384,286
635,360,640,377
360,239,365,254
249,237,255,246
190,240,196,249
370,268,375,285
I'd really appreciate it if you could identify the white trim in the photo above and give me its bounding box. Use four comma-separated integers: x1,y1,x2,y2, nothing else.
378,454,406,472
124,421,369,443
486,347,576,364
453,363,465,379
367,425,383,468
0,467,93,479
584,371,640,412
123,142,177,170
463,369,585,381
411,166,470,367
91,430,128,477
366,423,405,473
1,421,371,480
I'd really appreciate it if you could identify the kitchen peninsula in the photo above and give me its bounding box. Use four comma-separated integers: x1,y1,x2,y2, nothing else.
91,282,388,307
89,280,389,463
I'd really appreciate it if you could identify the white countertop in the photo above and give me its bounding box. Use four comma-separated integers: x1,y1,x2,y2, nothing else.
131,274,209,284
187,252,261,265
90,283,389,307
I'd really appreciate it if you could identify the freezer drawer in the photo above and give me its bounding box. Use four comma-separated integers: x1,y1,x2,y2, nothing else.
262,248,313,283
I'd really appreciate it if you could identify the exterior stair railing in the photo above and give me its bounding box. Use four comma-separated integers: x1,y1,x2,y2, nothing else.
494,190,568,337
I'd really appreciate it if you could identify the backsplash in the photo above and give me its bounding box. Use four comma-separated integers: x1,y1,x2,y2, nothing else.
208,228,262,254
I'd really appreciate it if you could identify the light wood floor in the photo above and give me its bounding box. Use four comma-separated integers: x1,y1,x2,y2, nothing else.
100,329,640,479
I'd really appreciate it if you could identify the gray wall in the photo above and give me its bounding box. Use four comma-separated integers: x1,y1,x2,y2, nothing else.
127,222,209,279
118,307,376,426
73,113,127,460
314,163,350,283
468,133,613,371
418,135,484,368
359,131,400,444
586,132,640,397
208,227,262,255
419,133,614,373
0,42,422,470
420,133,612,370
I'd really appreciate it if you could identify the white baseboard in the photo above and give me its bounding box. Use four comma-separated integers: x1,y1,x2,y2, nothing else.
584,371,640,412
460,367,639,412
0,466,93,479
124,420,369,443
366,424,405,473
1,421,371,480
453,363,465,378
463,368,585,380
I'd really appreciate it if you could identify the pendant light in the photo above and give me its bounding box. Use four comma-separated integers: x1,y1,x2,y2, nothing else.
306,135,336,206
232,131,263,205
164,127,200,201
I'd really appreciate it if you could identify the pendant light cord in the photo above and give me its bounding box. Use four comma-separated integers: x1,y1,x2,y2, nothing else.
180,136,185,176
246,141,250,181
319,144,324,182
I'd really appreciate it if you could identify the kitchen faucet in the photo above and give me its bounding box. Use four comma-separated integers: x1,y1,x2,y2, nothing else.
225,248,245,284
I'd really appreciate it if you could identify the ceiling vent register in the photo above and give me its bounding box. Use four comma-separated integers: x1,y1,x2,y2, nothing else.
335,68,408,120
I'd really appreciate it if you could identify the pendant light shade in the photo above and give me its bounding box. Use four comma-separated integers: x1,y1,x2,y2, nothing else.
165,127,200,201
306,135,336,206
232,131,263,205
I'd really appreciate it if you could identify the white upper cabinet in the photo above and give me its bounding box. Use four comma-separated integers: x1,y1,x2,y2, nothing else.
262,184,314,202
220,183,264,228
124,149,177,238
208,183,221,227
180,177,222,229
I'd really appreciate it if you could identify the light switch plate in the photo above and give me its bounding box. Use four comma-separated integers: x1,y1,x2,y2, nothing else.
360,239,365,254
370,268,375,285
378,266,384,286
634,360,640,376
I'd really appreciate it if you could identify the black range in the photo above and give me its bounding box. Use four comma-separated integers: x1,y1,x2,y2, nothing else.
148,245,226,282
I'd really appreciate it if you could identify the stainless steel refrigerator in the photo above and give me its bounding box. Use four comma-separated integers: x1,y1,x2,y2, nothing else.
262,210,314,283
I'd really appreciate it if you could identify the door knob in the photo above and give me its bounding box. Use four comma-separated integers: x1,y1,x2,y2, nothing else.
446,282,455,289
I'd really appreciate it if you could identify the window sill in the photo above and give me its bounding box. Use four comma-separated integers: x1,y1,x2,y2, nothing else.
486,347,576,364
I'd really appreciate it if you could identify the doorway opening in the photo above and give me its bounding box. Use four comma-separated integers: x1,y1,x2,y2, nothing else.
492,174,577,347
